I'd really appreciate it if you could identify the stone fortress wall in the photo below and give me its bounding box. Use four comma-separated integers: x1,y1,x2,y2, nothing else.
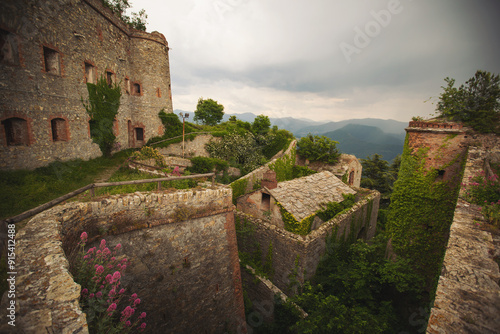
4,186,247,333
0,0,173,170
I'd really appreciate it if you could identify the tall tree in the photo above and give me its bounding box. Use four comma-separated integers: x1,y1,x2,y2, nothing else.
436,70,500,133
251,114,271,135
360,154,394,197
193,98,224,126
82,76,121,157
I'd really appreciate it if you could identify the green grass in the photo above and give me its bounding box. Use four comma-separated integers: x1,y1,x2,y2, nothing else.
0,150,133,220
92,167,200,197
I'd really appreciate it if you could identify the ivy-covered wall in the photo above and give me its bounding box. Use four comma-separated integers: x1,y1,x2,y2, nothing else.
387,123,469,293
234,189,380,296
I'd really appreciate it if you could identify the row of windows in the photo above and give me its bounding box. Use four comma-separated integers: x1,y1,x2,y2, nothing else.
1,28,169,98
1,117,144,147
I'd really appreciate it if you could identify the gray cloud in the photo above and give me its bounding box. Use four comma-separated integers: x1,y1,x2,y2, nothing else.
131,0,500,122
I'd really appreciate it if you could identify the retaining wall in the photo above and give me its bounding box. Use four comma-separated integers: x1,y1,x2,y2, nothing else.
2,187,247,333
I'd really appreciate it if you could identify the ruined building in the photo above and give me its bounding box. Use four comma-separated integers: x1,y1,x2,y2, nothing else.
0,0,173,170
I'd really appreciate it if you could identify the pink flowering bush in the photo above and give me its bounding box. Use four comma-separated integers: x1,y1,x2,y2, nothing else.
73,232,147,333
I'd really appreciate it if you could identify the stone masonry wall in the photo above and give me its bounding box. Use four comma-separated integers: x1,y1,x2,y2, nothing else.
158,134,214,158
4,187,247,333
0,0,173,170
235,189,380,295
426,142,500,334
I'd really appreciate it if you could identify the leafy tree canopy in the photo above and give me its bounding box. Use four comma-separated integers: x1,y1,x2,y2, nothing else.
436,70,500,133
82,76,121,157
360,154,399,197
102,0,148,31
193,97,225,126
296,134,341,164
251,114,271,135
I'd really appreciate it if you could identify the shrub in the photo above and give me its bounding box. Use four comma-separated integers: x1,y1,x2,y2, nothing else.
72,232,147,333
188,157,228,174
297,134,341,164
316,193,356,222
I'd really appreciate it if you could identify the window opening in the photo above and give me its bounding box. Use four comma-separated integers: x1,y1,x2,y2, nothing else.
2,117,28,146
135,127,144,141
84,62,96,84
349,171,355,185
43,46,60,75
51,118,68,141
132,83,141,96
106,71,113,87
0,29,20,65
124,78,130,94
156,87,161,98
261,193,271,211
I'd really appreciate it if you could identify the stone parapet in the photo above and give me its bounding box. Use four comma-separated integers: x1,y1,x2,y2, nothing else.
2,186,247,333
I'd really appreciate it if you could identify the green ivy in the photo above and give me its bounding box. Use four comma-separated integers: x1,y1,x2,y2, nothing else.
386,135,466,293
316,193,356,222
269,147,296,182
230,178,248,205
277,202,315,235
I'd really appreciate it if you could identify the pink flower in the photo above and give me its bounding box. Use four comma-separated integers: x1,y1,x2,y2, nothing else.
107,303,117,313
89,293,94,298
115,243,122,251
125,321,131,327
83,255,90,259
130,293,138,300
111,257,116,261
87,247,95,254
121,306,135,319
81,288,88,295
80,232,88,242
95,265,104,275
140,323,146,329
100,239,106,250
119,288,126,294
108,289,116,297
96,291,102,298
102,248,111,256
139,312,146,319
112,271,121,282
134,298,141,306
105,274,113,284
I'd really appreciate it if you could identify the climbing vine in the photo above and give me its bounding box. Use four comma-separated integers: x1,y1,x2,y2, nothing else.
82,76,121,157
230,178,248,205
386,135,466,293
277,202,316,235
269,147,296,182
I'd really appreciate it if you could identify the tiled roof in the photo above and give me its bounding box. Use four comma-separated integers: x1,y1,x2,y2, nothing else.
268,171,356,221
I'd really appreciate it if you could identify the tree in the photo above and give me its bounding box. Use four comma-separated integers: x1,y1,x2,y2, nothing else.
251,114,271,135
360,154,395,197
436,70,500,133
296,134,340,164
102,0,148,31
193,98,224,126
82,76,121,157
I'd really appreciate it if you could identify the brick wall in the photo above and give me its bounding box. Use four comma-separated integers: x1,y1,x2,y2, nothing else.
0,0,173,170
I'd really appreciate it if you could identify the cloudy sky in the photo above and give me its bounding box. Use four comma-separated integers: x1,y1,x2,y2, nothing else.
129,0,500,122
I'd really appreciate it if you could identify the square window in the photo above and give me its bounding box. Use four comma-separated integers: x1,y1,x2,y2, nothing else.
2,117,29,146
43,46,60,75
106,70,114,86
51,118,68,141
132,83,141,96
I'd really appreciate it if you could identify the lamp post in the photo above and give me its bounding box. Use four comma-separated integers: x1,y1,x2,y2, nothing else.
179,112,189,158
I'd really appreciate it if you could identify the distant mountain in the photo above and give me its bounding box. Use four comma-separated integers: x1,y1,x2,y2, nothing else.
295,118,408,137
323,124,405,162
222,113,323,133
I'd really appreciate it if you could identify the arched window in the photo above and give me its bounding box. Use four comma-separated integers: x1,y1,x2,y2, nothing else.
51,118,68,141
2,117,29,146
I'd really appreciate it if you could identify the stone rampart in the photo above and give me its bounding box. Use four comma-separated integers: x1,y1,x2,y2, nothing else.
158,134,214,158
426,139,500,333
235,189,380,295
3,187,247,333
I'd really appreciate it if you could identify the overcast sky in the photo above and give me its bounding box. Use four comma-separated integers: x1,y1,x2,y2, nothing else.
129,0,500,122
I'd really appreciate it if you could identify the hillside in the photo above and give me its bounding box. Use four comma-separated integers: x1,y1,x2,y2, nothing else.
323,124,405,161
294,118,407,137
